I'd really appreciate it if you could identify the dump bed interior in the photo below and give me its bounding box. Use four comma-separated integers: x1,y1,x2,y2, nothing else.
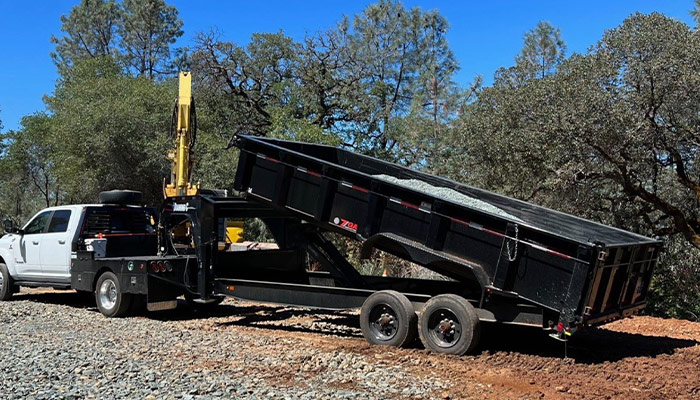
252,137,655,247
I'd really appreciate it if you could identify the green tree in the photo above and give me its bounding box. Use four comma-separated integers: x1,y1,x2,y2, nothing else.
515,21,566,79
190,1,462,163
691,0,700,26
451,12,700,319
118,0,184,78
45,57,172,204
51,0,121,69
457,13,700,249
191,31,300,136
399,10,477,169
0,114,61,221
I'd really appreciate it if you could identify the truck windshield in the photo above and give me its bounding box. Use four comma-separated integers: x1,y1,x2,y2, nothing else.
83,207,157,236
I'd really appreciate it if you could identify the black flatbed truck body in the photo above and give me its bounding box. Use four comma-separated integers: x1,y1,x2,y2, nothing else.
230,135,663,335
71,253,197,308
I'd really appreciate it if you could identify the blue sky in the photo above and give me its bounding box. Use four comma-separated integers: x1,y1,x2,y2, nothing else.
0,1,696,131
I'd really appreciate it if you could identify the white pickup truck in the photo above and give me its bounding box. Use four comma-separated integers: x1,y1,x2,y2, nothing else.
0,191,162,316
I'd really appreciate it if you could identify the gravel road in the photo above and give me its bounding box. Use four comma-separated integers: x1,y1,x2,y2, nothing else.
1,288,699,400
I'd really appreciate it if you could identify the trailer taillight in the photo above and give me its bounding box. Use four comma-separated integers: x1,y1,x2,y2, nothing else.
158,261,165,272
556,322,564,332
165,261,173,272
151,261,158,272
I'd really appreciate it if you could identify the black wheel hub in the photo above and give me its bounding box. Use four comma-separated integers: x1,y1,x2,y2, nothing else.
368,304,398,340
428,309,462,348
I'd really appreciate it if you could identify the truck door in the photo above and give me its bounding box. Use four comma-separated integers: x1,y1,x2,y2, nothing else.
39,209,73,282
14,210,52,279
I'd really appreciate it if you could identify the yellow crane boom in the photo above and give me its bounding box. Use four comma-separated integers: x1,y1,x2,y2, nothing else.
165,72,199,197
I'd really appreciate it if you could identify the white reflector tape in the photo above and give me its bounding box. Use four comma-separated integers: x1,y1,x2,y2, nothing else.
147,300,177,312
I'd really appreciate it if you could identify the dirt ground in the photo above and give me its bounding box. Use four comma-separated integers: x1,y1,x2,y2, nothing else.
182,303,700,399
6,289,700,399
169,298,700,399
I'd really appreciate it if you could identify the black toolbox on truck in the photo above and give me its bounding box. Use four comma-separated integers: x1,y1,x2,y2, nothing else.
233,135,663,334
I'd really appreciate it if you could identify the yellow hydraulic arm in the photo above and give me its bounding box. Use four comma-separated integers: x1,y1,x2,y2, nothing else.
165,72,199,197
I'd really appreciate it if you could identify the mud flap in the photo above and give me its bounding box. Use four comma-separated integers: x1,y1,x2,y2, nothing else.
146,274,183,311
147,300,177,312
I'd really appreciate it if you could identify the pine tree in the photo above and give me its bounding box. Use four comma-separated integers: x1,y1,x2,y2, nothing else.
515,21,566,79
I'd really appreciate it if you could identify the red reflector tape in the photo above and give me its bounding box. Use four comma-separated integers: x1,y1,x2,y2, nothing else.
556,322,564,332
296,166,321,177
256,153,279,163
400,201,420,211
352,185,369,194
482,228,505,238
340,182,369,193
449,217,579,261
527,242,573,260
449,217,471,227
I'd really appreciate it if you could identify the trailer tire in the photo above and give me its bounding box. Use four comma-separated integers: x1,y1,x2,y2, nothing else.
418,294,480,355
0,263,15,300
360,290,417,348
95,272,132,317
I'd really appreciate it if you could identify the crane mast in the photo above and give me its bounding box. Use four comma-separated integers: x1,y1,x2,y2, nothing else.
165,71,199,198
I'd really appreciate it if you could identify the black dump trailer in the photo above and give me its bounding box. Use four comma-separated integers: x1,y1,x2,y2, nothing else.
212,134,663,353
100,135,661,354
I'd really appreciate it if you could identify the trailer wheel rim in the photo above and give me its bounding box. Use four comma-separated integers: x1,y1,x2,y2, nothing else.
368,303,398,341
99,279,118,310
427,308,462,348
0,272,4,289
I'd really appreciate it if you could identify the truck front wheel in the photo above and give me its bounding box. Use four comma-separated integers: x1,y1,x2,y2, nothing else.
95,272,132,317
360,290,417,348
418,294,481,355
0,263,15,300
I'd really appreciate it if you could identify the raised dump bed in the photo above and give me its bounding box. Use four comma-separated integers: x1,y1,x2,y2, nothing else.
233,135,662,336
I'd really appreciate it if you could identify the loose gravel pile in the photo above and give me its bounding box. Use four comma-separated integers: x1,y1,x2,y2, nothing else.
2,288,700,399
0,290,449,400
373,175,522,222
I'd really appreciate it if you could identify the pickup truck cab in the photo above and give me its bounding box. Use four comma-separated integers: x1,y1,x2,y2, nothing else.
0,196,158,309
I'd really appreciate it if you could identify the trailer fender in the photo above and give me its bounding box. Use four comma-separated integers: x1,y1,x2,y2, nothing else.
360,232,491,288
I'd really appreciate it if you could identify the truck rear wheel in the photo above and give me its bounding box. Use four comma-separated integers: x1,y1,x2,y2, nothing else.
0,263,15,300
360,290,417,348
418,294,480,355
95,272,132,317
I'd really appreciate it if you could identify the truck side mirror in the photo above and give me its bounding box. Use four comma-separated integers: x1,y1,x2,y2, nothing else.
2,218,17,234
